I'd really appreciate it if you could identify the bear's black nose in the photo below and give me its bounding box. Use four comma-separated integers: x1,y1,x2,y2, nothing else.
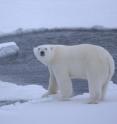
40,51,45,56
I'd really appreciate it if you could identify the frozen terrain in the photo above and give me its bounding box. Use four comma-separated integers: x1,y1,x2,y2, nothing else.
0,80,117,124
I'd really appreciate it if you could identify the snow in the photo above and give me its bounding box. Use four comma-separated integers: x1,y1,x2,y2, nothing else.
0,81,117,124
0,42,19,59
0,81,45,101
0,42,17,49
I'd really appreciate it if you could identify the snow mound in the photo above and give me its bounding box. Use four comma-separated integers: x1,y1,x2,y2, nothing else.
0,81,46,101
0,42,17,49
0,42,19,63
0,81,117,124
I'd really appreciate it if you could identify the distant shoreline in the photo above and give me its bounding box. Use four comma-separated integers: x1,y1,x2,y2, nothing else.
0,27,117,38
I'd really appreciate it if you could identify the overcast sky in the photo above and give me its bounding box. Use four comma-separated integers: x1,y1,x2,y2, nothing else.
0,0,117,33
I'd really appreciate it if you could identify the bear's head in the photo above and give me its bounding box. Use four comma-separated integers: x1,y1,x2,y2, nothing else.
33,45,55,66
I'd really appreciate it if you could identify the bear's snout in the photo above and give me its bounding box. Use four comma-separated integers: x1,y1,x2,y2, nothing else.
40,51,45,57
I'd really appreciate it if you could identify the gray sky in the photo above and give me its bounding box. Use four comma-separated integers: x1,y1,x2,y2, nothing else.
0,0,117,33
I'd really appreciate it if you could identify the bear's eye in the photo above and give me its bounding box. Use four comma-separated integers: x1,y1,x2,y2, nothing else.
38,48,40,51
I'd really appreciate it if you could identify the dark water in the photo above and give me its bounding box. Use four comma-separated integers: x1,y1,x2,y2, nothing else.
0,100,27,107
0,29,117,106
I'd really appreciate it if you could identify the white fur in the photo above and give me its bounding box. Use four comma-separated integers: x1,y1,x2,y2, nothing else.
33,44,115,104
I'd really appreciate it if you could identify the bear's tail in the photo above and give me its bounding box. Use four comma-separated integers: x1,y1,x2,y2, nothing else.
107,54,115,82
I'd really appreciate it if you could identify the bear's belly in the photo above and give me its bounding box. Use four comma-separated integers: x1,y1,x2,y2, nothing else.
68,64,87,79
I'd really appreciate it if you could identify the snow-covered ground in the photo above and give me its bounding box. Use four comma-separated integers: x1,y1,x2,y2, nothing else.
0,81,117,124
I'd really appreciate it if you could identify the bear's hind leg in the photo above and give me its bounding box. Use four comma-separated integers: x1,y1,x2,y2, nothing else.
100,82,108,101
88,79,102,104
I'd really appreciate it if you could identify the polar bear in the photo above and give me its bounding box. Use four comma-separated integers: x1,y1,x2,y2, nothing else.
33,44,115,104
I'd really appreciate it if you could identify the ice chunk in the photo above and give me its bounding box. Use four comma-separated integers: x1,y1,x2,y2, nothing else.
0,42,19,64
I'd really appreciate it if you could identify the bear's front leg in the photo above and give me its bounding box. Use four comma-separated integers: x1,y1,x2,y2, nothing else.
42,67,58,98
54,69,73,100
